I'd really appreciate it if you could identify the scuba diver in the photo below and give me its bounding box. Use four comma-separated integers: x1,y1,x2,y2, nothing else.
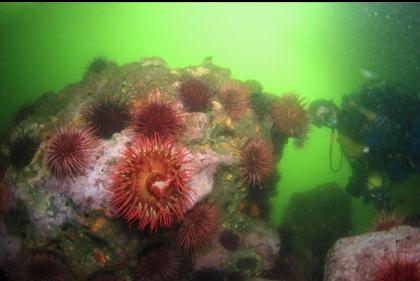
309,80,420,209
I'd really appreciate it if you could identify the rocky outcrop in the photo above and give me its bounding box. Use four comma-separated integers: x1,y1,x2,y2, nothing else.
324,226,420,281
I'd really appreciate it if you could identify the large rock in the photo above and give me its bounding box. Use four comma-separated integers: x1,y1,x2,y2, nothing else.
324,226,420,281
269,182,352,281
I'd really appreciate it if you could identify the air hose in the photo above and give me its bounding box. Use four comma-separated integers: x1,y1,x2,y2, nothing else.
329,128,343,173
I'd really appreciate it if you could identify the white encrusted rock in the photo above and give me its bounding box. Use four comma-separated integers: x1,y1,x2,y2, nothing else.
324,226,420,281
186,149,233,207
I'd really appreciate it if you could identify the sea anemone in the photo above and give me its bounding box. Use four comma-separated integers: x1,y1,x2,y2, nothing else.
372,210,405,232
132,95,184,142
9,128,40,170
240,138,275,188
176,203,219,253
271,93,310,138
218,230,240,251
133,248,185,281
371,249,420,281
83,95,131,139
111,138,191,232
45,127,97,179
11,250,73,281
218,81,251,121
178,77,212,112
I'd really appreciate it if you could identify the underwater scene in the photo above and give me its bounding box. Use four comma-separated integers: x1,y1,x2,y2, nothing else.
0,3,419,281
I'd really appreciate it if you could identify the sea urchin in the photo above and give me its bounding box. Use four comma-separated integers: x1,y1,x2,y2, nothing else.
132,96,184,142
178,77,212,112
218,81,251,121
372,249,420,281
271,93,310,138
240,138,275,188
111,138,191,232
84,95,131,139
45,127,97,179
372,210,405,232
12,250,73,281
133,248,185,281
9,128,40,170
176,203,219,253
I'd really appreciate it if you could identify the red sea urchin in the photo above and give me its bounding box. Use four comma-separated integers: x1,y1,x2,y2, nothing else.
218,81,251,121
111,139,191,232
45,127,97,179
133,248,185,281
176,203,219,252
132,95,184,142
178,77,212,112
12,250,73,281
240,138,275,188
372,249,420,281
372,210,405,232
271,93,310,138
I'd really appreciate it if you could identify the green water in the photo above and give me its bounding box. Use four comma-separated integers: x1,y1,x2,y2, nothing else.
1,3,419,233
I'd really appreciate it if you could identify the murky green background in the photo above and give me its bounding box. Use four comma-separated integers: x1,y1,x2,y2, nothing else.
1,3,419,232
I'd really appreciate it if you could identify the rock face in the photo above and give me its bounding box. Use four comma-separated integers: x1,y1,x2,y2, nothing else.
268,182,352,281
0,57,285,279
324,226,420,281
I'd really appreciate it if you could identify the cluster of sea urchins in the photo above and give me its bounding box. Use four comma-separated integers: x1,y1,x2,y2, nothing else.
271,93,310,140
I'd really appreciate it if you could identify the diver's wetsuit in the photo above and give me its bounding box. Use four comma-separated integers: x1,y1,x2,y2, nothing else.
337,80,420,205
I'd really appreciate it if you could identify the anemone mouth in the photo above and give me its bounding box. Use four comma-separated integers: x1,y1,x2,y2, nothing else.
111,139,191,232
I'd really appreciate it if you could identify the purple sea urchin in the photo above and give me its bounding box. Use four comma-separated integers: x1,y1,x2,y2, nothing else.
133,248,185,281
12,250,73,281
83,95,131,139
